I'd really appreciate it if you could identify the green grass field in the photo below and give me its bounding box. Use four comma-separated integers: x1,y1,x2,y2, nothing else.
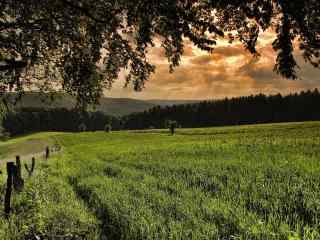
0,122,320,239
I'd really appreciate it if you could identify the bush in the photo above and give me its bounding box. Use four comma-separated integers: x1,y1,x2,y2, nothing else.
78,123,87,132
105,124,112,133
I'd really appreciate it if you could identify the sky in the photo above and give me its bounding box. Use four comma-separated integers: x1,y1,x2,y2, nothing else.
106,31,320,100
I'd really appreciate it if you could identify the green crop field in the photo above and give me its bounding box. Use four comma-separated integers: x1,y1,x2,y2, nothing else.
0,122,320,239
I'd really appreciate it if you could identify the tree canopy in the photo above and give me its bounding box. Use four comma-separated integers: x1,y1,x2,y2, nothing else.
1,0,319,106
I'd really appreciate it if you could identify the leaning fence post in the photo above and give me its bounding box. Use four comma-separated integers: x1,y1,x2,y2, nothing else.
15,156,21,178
45,146,50,160
14,155,24,192
31,157,35,173
4,162,14,219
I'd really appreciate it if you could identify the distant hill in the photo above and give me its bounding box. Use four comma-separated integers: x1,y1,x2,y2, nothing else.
4,92,198,116
147,100,200,106
96,98,155,116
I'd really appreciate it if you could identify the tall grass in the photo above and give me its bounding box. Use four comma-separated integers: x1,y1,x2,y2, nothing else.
54,122,320,239
1,122,320,239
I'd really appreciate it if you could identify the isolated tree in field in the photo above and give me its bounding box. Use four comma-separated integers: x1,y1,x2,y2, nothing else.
170,121,177,135
166,120,178,135
0,0,319,107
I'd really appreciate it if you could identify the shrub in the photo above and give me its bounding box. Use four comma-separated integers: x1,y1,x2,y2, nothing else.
78,123,87,132
105,124,112,133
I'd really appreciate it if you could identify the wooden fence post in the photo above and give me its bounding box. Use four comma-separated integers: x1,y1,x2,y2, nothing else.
45,146,50,160
15,156,21,177
14,155,24,192
4,162,14,219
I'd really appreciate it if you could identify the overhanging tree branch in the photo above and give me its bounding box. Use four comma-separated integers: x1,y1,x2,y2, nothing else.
0,59,27,71
60,0,109,24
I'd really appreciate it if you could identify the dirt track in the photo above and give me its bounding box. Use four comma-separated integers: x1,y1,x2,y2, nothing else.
0,146,62,166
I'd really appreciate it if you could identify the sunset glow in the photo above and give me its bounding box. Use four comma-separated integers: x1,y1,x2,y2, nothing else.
108,31,320,100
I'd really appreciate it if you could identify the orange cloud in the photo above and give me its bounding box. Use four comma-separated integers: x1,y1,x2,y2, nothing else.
107,31,320,100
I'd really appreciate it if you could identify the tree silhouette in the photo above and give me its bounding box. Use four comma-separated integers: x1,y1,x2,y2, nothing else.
0,0,319,107
168,120,178,135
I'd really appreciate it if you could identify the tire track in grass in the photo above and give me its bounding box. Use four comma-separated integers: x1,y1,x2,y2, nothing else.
62,156,316,239
67,162,195,238
67,159,269,239
109,158,320,232
67,173,168,239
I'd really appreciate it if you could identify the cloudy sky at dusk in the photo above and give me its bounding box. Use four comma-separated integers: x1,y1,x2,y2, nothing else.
107,31,320,100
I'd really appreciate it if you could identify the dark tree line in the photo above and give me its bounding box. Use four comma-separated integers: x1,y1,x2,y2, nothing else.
2,108,121,136
3,89,320,135
123,89,320,130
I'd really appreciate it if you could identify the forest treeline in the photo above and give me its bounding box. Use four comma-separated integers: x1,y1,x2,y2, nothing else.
2,89,320,136
123,89,320,129
2,108,121,136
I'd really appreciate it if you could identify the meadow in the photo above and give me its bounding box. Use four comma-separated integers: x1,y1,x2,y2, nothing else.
0,122,320,239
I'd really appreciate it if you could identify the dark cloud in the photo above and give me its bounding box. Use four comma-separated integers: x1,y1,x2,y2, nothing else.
149,64,228,88
190,55,215,65
235,52,320,94
148,43,195,63
212,44,247,57
237,57,275,81
190,44,249,65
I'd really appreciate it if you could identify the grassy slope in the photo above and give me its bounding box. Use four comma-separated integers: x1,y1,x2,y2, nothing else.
0,122,320,239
